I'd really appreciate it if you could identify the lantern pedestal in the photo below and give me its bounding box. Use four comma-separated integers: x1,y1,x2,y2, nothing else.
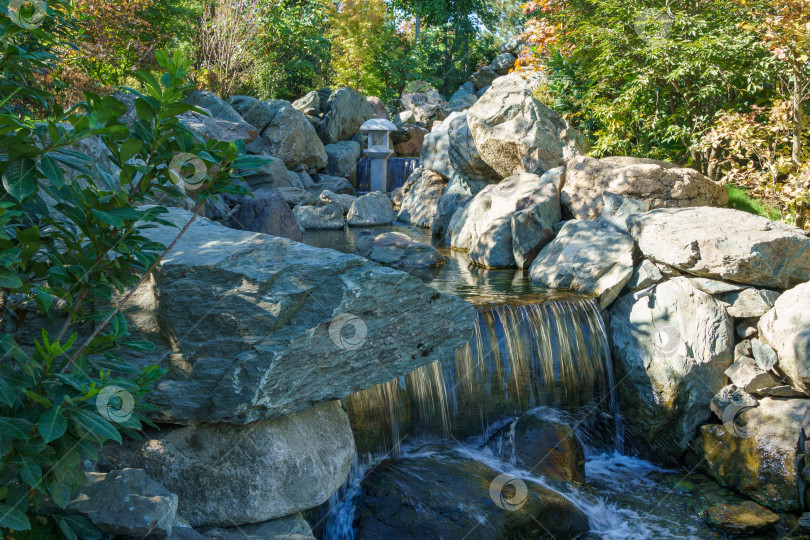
359,118,399,193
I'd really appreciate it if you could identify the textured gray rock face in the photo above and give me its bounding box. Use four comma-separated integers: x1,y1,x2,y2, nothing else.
202,513,315,540
228,97,327,170
758,282,810,394
397,168,447,228
124,208,476,424
228,188,303,242
420,112,465,179
393,124,430,156
725,357,792,396
324,140,362,181
628,207,810,289
319,189,356,215
695,398,810,512
467,73,589,178
293,203,345,230
400,90,447,129
367,96,388,119
309,174,355,196
447,83,478,111
292,90,320,115
469,65,499,90
446,113,500,185
242,156,301,191
276,186,317,208
530,219,634,308
561,156,728,220
347,192,392,226
625,259,664,292
491,52,517,75
98,402,354,528
609,277,734,463
356,232,446,269
57,469,178,539
184,90,244,123
178,109,262,154
318,87,373,144
720,288,780,318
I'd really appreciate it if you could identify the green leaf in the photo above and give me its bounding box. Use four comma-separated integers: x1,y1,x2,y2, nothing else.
23,390,53,409
40,155,65,188
2,157,38,201
0,268,23,289
119,138,142,163
0,502,30,530
120,340,155,351
39,406,67,443
90,209,125,229
0,376,15,406
71,410,122,443
55,514,101,540
0,417,32,439
17,457,42,488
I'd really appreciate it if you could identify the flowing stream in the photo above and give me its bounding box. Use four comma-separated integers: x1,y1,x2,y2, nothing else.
303,221,749,540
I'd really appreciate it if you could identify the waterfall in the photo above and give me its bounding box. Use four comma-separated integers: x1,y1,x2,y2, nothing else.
357,157,420,193
346,297,622,456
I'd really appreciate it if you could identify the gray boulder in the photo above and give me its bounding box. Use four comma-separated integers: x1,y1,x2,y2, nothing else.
179,109,262,154
420,112,464,179
562,156,728,220
609,277,734,463
57,469,177,539
123,208,476,424
446,113,500,185
725,357,794,396
491,52,517,75
318,87,373,144
758,282,810,393
720,288,780,318
401,90,447,129
447,82,478,112
628,207,810,289
201,513,315,540
309,174,355,196
467,73,589,178
184,90,244,123
347,192,392,226
228,189,303,242
397,168,447,228
530,219,633,307
292,91,320,116
392,124,429,156
99,402,354,528
228,97,327,170
469,65,499,90
367,96,388,119
751,338,778,371
625,259,664,292
324,140,362,181
356,232,446,269
276,186,318,208
293,203,346,230
319,189,356,215
431,174,476,238
242,156,301,190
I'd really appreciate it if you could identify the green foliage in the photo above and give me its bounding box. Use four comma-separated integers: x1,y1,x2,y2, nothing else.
0,40,255,534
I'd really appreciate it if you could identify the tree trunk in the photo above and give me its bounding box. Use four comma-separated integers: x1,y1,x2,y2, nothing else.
414,1,421,46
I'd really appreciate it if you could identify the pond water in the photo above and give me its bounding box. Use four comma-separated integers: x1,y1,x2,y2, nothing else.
302,220,801,540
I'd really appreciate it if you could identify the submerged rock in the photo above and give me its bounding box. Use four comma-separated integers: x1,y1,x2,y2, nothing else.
703,501,779,535
561,156,727,220
694,398,810,512
355,232,446,269
628,207,810,289
99,402,354,528
121,208,476,424
530,218,634,308
609,277,734,463
354,448,589,540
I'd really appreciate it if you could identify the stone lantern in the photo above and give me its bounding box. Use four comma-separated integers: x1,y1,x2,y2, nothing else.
359,118,397,192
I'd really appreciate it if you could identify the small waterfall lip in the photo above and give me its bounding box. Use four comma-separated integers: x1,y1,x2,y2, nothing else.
357,157,420,193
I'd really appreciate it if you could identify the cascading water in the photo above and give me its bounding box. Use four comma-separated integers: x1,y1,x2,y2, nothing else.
357,157,420,193
346,298,622,457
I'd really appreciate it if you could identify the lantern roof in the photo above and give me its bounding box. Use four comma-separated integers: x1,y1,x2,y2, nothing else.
359,118,398,132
